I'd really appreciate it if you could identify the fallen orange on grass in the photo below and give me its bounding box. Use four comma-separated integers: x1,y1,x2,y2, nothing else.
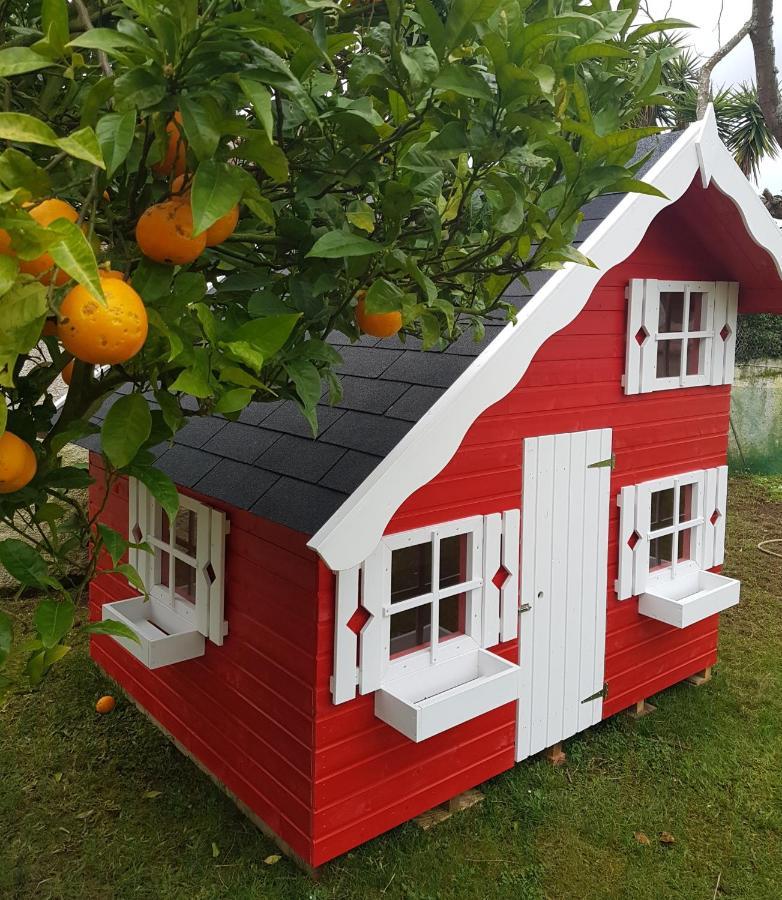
95,695,116,714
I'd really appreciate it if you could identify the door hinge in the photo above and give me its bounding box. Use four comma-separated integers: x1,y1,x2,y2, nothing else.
588,454,616,470
519,603,532,613
581,682,609,704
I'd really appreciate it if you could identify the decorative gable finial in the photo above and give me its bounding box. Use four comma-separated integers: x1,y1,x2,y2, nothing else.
695,103,721,189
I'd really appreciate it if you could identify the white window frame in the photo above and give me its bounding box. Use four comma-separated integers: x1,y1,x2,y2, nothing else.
330,511,521,703
380,517,484,679
624,279,739,394
617,466,728,601
128,478,228,646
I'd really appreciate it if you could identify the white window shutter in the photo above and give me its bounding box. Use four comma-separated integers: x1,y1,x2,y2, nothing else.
358,543,389,694
500,509,520,641
132,480,154,592
639,279,660,393
332,566,360,704
616,486,641,600
703,465,729,568
624,279,645,395
207,508,229,645
193,504,212,637
481,513,502,647
711,282,739,385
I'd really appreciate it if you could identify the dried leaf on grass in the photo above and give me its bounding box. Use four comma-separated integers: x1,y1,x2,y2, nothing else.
634,831,651,845
659,832,676,845
264,854,281,865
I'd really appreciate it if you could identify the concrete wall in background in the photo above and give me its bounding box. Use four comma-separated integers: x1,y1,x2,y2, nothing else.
729,360,782,473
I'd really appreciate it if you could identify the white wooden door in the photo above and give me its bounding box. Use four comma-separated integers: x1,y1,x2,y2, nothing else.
516,428,612,762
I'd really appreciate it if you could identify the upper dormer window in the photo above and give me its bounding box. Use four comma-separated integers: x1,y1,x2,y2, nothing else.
624,280,738,394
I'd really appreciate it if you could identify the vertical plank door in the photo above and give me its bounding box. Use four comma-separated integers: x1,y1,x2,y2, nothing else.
516,428,612,762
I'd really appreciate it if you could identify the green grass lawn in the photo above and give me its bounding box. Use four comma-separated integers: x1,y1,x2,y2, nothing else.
2,476,782,900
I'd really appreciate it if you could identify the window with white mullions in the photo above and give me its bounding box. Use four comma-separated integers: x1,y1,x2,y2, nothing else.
147,502,207,625
647,478,704,582
383,518,484,668
624,279,738,394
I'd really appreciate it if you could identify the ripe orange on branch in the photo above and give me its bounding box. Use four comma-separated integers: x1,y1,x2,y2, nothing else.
169,175,239,247
135,198,206,265
61,360,74,385
0,431,37,493
57,276,148,365
152,111,187,178
355,293,403,338
6,199,79,287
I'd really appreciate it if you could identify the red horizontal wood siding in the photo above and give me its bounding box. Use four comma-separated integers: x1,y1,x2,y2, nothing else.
87,453,321,865
310,180,755,862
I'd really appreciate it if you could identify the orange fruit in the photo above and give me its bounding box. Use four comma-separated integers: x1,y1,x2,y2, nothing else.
19,199,79,287
61,360,74,385
0,431,37,493
57,276,148,365
95,695,116,714
41,319,58,337
135,197,206,265
152,111,186,178
0,229,11,255
170,174,192,195
205,205,240,246
355,293,403,338
102,269,126,280
102,190,110,201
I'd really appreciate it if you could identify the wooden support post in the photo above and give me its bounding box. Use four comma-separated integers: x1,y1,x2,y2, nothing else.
413,789,484,830
628,699,656,719
544,742,567,766
687,666,712,687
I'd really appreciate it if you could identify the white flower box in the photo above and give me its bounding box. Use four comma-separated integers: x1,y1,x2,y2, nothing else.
639,570,740,629
375,648,520,743
101,596,205,669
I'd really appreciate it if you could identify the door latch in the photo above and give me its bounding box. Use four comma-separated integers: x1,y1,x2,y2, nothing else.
519,603,532,613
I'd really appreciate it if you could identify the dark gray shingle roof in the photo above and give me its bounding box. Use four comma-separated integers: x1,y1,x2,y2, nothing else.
82,132,680,535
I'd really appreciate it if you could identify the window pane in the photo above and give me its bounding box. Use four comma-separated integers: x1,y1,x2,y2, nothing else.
174,508,197,555
390,605,431,657
680,483,694,522
440,534,468,589
174,557,196,605
650,488,675,532
686,338,704,376
656,339,682,378
439,593,465,640
649,533,673,571
659,292,684,332
391,543,432,604
677,528,696,563
158,510,170,542
688,292,706,330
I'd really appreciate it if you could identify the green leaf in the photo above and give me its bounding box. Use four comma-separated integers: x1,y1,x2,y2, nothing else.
285,359,321,410
0,401,6,437
42,0,70,54
45,467,93,489
46,219,104,299
97,524,129,567
101,394,152,469
115,563,147,595
364,277,404,314
0,610,12,668
249,48,317,120
0,48,53,77
214,388,253,414
125,465,178,523
565,43,631,64
0,539,58,589
232,313,301,359
190,161,245,236
43,644,71,667
415,0,446,58
67,28,144,55
0,113,57,147
433,65,492,100
34,599,75,649
605,177,668,199
168,368,212,397
307,230,380,259
84,619,141,644
0,148,50,194
626,19,693,43
0,255,19,296
114,67,166,111
179,95,222,161
96,112,136,177
238,79,274,142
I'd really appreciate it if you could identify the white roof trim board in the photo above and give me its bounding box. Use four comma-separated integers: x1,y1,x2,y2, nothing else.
308,107,782,572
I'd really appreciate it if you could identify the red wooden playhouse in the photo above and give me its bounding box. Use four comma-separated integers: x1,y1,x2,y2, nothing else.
87,109,781,868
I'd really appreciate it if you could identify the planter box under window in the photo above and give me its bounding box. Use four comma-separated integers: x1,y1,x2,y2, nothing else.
375,648,520,742
639,570,740,629
102,596,205,669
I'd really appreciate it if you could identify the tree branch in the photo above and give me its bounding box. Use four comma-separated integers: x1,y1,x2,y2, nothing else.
749,0,782,145
697,19,752,118
72,0,112,79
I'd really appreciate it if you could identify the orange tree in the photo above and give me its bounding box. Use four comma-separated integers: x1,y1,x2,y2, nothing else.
0,0,684,692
